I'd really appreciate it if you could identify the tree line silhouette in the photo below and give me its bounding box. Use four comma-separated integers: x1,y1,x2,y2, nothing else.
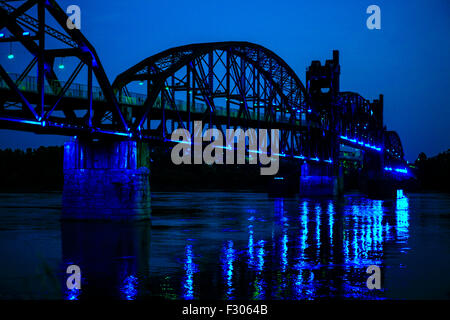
0,146,448,193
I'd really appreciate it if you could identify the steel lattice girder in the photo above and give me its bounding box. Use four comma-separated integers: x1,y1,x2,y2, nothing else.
0,0,127,130
384,130,405,164
112,42,336,159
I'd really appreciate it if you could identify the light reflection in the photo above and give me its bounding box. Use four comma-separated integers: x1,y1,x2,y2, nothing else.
396,195,409,242
182,243,197,300
252,240,266,300
120,274,138,300
256,240,265,272
315,204,321,256
173,195,411,300
65,288,80,300
328,202,334,247
292,200,309,299
281,233,288,273
248,221,255,267
222,240,236,299
275,198,289,273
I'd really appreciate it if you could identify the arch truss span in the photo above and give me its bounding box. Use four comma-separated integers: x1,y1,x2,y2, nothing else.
384,130,405,166
112,42,335,161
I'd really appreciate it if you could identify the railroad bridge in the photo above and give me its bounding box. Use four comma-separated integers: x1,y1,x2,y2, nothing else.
0,0,409,220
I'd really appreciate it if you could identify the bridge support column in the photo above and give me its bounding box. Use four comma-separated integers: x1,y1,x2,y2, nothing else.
299,162,342,197
62,139,151,221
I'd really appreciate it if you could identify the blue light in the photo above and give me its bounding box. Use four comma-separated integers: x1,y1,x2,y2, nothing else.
280,232,288,273
0,117,41,126
256,240,265,272
96,129,130,137
396,195,409,242
315,204,321,250
215,145,232,150
65,288,80,300
339,135,382,152
170,139,191,145
120,275,138,300
247,222,256,269
328,202,334,246
182,243,197,300
221,240,236,299
384,167,408,174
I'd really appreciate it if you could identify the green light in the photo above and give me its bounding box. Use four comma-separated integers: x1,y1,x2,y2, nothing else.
138,81,144,85
58,64,65,70
7,54,14,59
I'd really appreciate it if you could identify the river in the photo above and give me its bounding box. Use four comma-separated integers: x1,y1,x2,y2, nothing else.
0,191,448,300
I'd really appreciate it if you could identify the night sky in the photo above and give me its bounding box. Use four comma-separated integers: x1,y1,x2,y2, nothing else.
0,0,449,161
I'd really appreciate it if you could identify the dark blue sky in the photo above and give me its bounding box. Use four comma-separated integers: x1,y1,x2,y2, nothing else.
1,0,449,161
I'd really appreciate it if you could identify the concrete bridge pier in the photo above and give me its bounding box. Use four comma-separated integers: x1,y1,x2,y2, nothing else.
62,139,151,221
299,162,343,197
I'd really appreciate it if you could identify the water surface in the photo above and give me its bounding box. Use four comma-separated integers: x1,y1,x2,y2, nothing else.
0,192,448,300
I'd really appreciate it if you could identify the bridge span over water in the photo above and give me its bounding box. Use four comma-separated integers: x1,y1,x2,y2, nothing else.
0,0,409,220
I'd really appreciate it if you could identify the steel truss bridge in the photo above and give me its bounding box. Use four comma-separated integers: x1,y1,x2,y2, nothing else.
0,0,406,171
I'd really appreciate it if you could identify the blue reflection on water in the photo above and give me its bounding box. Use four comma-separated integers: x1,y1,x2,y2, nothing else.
221,240,236,299
65,288,80,300
275,198,289,273
175,193,411,300
182,243,198,300
248,219,255,268
120,275,138,300
315,204,321,253
396,195,409,243
253,239,266,300
328,201,334,247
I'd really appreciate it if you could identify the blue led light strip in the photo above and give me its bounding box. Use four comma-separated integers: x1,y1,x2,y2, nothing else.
384,167,408,174
166,138,333,164
340,135,382,152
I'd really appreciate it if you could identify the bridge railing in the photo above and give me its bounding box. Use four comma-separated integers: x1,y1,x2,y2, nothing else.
1,73,309,126
0,73,147,105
